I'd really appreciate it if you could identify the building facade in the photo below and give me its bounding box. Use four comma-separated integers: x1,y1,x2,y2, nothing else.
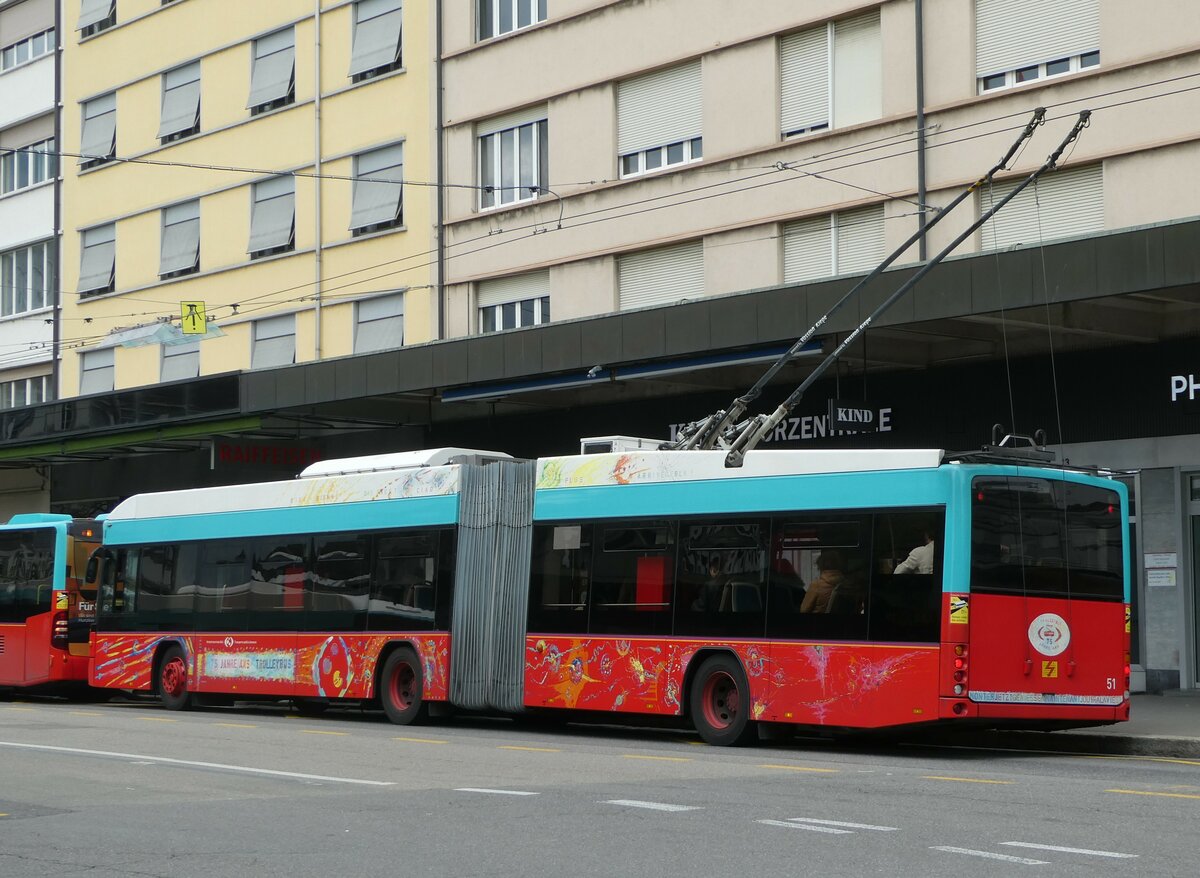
59,0,434,396
0,0,58,517
2,0,1199,692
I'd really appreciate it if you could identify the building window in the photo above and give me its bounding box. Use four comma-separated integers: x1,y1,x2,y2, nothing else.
980,164,1103,250
248,28,295,115
617,241,704,311
80,93,117,169
975,0,1099,94
159,61,201,143
1,139,57,195
477,0,546,41
248,176,295,258
251,314,296,369
160,200,200,279
1,241,54,316
477,270,551,332
0,376,51,409
2,28,55,71
782,204,885,284
350,0,403,82
618,61,703,178
79,348,115,395
160,340,200,382
354,293,404,353
781,11,882,138
78,0,115,37
350,143,403,234
78,223,116,297
478,114,547,210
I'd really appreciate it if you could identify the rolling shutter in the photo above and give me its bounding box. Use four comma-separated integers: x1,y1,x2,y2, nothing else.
248,176,295,254
77,0,113,30
159,201,200,276
350,143,404,230
158,63,201,139
835,204,885,274
477,270,550,309
832,13,881,128
80,93,116,163
78,224,115,293
618,241,703,310
980,164,1103,250
349,0,403,77
354,293,405,353
780,26,829,135
975,0,1100,76
617,61,702,155
783,216,833,283
247,28,295,109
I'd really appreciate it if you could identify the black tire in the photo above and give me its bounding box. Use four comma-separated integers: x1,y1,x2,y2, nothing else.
689,654,755,746
292,698,330,717
379,648,426,725
156,645,191,711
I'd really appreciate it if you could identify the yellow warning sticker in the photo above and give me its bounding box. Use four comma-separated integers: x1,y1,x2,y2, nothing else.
949,595,969,625
55,591,68,611
1042,660,1059,678
180,301,207,334
1125,605,1131,634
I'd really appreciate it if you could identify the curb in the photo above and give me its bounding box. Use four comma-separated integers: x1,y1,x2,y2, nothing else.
950,730,1200,759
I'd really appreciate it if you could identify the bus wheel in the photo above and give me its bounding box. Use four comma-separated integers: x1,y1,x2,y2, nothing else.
380,648,426,725
157,646,191,711
689,655,754,746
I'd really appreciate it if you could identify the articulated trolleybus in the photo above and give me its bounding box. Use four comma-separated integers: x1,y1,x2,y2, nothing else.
85,444,1129,743
0,514,101,692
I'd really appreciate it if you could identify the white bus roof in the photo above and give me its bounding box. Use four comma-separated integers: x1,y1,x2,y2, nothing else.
299,447,512,478
536,448,945,488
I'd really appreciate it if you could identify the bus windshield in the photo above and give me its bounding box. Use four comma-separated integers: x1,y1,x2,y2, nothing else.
970,476,1124,601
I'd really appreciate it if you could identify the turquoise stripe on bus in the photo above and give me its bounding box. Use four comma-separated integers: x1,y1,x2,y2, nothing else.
103,494,460,546
533,468,952,521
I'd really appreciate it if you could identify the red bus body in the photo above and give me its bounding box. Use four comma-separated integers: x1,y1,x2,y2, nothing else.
0,516,100,691
86,450,1130,739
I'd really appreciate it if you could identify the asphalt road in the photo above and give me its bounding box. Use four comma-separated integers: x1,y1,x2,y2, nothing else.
1,697,1196,877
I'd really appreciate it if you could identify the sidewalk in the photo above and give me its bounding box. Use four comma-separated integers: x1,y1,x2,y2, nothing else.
975,692,1200,758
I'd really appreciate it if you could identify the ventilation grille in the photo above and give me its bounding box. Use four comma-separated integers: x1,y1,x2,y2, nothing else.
0,634,6,655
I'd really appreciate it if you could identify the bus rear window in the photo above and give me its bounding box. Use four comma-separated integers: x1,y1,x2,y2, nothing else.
971,477,1123,601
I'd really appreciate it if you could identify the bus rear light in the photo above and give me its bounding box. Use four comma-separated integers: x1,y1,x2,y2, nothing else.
954,645,966,657
953,657,966,670
952,701,968,715
953,670,966,683
953,684,964,695
51,611,69,649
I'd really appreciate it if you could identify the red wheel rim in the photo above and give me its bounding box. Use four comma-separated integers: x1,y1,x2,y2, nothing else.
389,661,416,710
161,656,187,698
701,671,739,730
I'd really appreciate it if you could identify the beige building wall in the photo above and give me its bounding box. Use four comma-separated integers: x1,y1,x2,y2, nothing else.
59,0,435,396
442,0,1200,341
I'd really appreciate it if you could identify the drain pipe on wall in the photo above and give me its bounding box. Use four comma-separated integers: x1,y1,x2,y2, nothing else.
313,0,325,359
435,0,446,341
915,0,928,261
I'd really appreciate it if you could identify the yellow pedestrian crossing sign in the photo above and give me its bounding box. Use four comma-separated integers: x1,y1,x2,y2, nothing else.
180,301,207,334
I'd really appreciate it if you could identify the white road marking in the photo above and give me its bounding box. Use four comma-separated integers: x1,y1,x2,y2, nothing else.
931,846,1048,865
757,820,851,834
0,741,394,786
790,818,899,832
1001,842,1138,859
604,800,701,812
454,788,539,796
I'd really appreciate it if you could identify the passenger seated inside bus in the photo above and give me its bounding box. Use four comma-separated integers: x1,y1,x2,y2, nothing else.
800,550,843,613
692,557,726,611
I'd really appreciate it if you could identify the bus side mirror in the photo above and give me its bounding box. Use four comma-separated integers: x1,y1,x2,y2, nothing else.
85,554,99,585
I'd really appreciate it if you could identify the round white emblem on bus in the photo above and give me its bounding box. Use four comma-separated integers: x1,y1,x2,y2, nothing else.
1028,613,1071,656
